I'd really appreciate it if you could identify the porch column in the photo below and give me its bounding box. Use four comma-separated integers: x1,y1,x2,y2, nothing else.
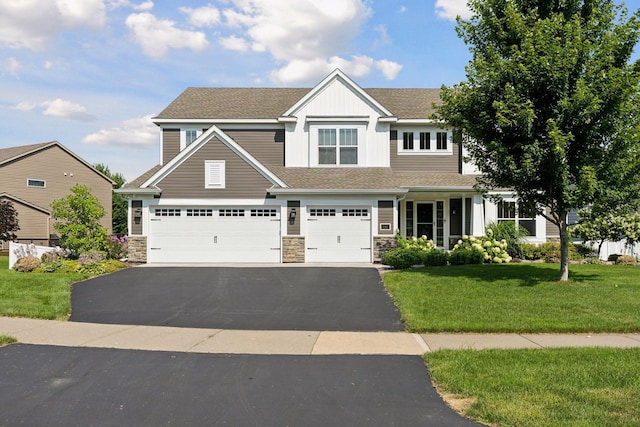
471,195,485,236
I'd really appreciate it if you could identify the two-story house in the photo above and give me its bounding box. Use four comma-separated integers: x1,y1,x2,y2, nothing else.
0,141,113,248
119,69,552,264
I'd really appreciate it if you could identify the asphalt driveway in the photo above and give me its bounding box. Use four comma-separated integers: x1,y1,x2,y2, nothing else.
0,344,479,426
70,267,404,331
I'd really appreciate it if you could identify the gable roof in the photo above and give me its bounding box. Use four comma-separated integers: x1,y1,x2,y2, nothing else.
139,126,287,189
0,192,50,214
153,74,442,122
0,141,114,184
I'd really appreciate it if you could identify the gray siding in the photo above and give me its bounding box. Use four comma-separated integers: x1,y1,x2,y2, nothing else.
162,129,180,165
0,145,113,238
377,200,394,235
0,197,48,241
389,137,460,173
156,136,273,199
131,200,142,235
546,207,559,237
287,200,300,235
224,129,285,168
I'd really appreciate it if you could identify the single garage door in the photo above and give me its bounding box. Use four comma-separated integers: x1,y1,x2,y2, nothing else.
148,207,281,263
306,207,372,263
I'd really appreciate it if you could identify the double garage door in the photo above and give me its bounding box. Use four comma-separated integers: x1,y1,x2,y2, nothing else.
148,207,281,263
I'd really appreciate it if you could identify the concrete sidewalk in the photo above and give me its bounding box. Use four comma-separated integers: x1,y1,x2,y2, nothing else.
2,317,640,354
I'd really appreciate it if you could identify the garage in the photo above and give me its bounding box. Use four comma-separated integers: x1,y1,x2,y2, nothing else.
148,207,281,263
305,207,372,263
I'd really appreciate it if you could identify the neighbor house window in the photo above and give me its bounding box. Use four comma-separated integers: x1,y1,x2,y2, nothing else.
419,132,430,150
185,129,198,146
397,129,451,154
402,132,414,150
205,160,225,189
318,128,358,165
497,200,536,236
27,179,46,188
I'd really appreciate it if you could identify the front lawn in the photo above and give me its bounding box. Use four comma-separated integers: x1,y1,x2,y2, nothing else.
0,256,92,320
426,347,640,427
383,263,640,333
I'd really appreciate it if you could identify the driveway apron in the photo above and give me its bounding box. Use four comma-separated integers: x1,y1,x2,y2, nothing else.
70,267,404,332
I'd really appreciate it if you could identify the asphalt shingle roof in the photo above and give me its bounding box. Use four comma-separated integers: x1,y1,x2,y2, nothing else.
154,87,442,120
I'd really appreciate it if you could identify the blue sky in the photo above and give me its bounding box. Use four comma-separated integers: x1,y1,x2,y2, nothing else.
0,0,636,182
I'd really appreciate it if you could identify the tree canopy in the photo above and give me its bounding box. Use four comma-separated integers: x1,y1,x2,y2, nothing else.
438,0,640,280
0,200,20,241
94,163,128,236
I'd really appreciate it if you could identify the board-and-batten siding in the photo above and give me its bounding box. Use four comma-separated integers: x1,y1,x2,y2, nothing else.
156,136,273,199
162,129,180,165
389,137,460,173
0,145,113,236
224,130,285,168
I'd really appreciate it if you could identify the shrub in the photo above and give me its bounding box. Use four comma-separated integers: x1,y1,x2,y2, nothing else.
449,248,485,265
451,231,512,264
40,248,70,273
573,243,597,259
521,243,541,260
105,235,128,260
78,250,106,274
101,259,127,273
13,256,41,272
423,250,449,266
383,247,422,269
59,260,80,273
486,221,529,258
616,255,637,266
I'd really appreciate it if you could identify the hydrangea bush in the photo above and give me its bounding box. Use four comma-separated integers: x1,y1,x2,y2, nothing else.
451,229,512,264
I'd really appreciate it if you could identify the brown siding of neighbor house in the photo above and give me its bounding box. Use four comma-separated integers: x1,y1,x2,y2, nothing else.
224,129,285,168
546,207,559,237
0,145,112,236
377,200,394,235
156,136,274,199
162,129,180,165
389,136,460,173
0,197,49,242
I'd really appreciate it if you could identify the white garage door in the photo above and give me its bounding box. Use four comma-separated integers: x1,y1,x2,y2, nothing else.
148,207,281,263
306,207,372,263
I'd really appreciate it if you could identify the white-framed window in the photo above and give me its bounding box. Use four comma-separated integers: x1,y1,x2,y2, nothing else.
27,179,46,188
205,160,225,189
154,208,181,217
311,124,364,166
397,128,452,155
181,128,203,149
497,200,536,236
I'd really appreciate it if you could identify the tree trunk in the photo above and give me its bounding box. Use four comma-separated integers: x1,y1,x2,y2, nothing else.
558,218,569,281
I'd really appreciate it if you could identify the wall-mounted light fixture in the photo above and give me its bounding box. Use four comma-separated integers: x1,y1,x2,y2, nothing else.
289,208,297,222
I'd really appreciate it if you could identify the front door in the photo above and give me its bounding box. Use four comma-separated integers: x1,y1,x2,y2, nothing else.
416,203,433,240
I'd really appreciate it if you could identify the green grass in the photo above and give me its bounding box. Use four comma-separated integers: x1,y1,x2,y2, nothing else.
425,347,640,427
0,335,17,346
0,256,91,320
383,263,640,333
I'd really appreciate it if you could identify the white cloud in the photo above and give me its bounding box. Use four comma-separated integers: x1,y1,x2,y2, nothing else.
107,0,152,10
10,101,36,111
180,4,221,27
373,25,391,48
0,0,106,50
219,35,250,52
398,5,407,13
126,12,209,58
270,55,375,84
4,57,22,76
41,98,96,121
82,114,158,148
435,0,472,21
133,1,153,11
375,59,403,80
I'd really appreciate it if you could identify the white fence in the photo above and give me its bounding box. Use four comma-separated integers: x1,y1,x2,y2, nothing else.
8,242,55,269
591,239,640,261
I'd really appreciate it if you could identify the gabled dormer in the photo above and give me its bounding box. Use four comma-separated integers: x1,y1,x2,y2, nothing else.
278,69,396,168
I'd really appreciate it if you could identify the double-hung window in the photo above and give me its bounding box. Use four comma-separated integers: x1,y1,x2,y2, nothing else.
497,200,536,236
436,132,448,150
318,128,358,165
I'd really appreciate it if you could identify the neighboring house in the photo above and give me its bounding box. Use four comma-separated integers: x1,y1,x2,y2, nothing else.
0,141,114,248
119,69,554,264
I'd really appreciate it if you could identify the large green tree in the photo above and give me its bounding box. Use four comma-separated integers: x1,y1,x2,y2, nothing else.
438,0,640,280
94,163,128,235
51,184,108,256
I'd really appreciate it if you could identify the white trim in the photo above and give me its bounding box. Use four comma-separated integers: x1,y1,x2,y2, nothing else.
306,115,370,122
154,118,279,125
27,178,46,188
396,119,444,124
141,125,287,189
268,188,408,195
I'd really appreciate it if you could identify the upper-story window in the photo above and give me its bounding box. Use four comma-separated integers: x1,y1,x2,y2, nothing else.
398,129,452,155
27,179,46,188
181,128,203,149
318,128,358,165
